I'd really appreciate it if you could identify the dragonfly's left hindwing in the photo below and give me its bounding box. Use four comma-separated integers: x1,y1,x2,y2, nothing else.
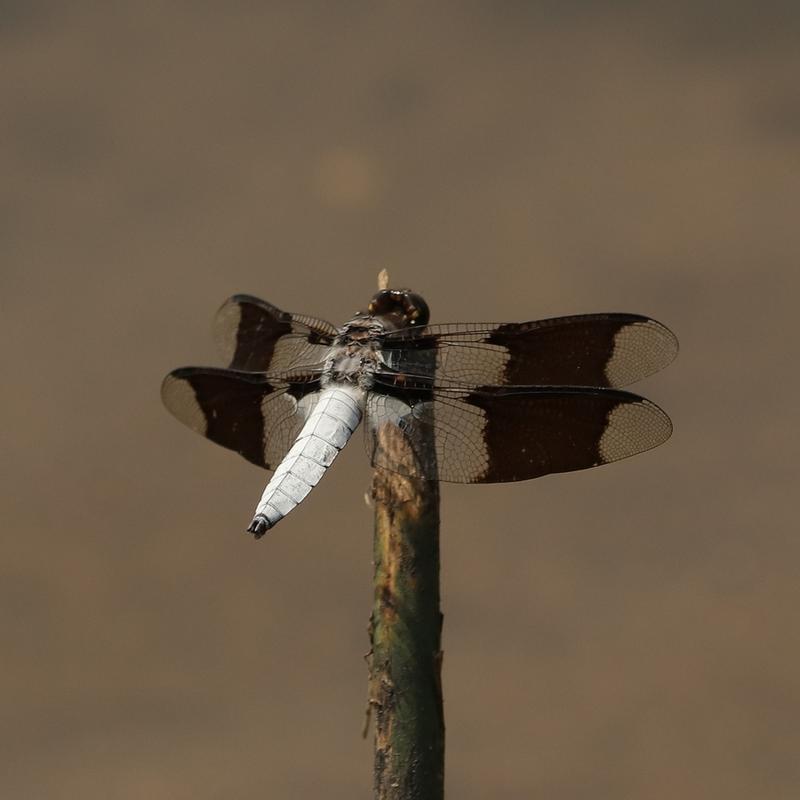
161,366,322,470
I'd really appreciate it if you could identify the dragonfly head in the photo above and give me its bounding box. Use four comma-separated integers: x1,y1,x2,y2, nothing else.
367,289,430,330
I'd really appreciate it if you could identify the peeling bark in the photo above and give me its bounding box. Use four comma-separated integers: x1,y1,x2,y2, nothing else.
368,422,444,800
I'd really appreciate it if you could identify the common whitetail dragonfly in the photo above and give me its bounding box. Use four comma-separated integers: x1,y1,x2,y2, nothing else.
162,289,676,538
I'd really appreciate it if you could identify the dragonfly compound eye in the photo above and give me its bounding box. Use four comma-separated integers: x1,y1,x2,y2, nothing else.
402,292,430,327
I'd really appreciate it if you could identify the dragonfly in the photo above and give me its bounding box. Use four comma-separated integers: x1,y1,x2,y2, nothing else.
161,288,677,538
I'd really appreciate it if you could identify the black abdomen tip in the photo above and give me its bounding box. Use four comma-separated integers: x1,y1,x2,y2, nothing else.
247,514,271,539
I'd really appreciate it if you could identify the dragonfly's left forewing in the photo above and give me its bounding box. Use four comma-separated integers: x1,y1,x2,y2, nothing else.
214,294,337,373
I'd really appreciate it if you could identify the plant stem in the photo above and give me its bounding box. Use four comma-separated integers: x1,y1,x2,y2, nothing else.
368,421,444,799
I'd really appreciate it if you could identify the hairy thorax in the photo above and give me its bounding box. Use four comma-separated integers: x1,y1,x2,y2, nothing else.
322,318,386,391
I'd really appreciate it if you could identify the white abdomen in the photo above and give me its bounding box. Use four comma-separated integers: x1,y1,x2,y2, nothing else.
249,385,364,536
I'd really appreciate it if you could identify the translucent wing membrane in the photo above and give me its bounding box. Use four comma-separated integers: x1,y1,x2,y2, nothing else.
214,294,337,373
161,366,322,469
380,314,678,388
365,379,672,483
167,297,675,491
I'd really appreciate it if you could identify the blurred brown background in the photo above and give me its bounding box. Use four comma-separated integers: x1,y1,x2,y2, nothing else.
2,3,799,798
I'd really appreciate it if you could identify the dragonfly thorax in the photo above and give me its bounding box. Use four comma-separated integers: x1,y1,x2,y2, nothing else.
323,320,384,389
